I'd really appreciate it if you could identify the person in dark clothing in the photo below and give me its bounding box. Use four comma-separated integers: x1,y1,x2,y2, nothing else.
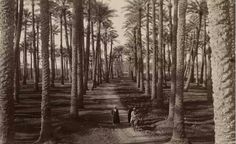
128,107,133,123
111,106,120,125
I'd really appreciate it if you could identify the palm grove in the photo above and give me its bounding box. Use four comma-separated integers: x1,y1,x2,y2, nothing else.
0,0,234,144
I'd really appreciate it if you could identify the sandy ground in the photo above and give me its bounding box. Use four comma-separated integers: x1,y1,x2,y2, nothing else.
15,78,214,144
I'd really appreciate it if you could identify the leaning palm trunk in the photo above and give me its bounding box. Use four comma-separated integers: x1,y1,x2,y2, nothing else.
14,0,24,103
208,1,235,143
156,0,164,106
70,0,79,118
36,0,52,142
170,0,189,143
145,2,150,96
0,0,15,143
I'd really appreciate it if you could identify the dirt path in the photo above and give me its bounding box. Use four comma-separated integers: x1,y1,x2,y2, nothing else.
15,78,214,144
55,78,164,144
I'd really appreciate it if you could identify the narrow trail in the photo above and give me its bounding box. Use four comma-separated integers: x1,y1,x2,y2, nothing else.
60,78,164,144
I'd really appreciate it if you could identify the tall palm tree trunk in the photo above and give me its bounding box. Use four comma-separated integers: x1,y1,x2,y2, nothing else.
156,0,164,106
84,0,91,90
133,28,138,82
77,0,84,108
63,7,72,82
23,19,28,85
70,0,79,118
14,0,23,103
170,0,189,142
208,1,235,143
60,13,64,85
145,2,150,95
36,0,52,142
0,0,15,143
168,0,177,121
104,29,109,83
32,0,39,91
151,0,157,100
50,13,55,87
138,8,144,91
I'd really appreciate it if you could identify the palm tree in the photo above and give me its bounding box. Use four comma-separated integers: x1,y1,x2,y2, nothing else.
32,0,39,91
208,0,235,143
84,0,91,90
14,0,24,103
22,9,31,85
145,2,150,95
35,0,52,142
70,0,79,118
77,0,84,108
91,1,115,88
168,0,178,121
0,0,15,143
156,0,164,106
170,0,189,143
151,0,157,100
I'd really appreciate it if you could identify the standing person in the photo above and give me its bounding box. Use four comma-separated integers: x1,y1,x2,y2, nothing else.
128,106,133,123
111,106,120,125
130,107,137,130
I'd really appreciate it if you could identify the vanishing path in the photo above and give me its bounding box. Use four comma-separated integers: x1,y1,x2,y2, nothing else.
60,78,165,144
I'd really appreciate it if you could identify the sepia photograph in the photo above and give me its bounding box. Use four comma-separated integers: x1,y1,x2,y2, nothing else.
0,0,234,143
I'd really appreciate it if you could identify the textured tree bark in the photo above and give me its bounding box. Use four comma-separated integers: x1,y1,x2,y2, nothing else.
145,2,150,96
14,0,23,103
208,1,235,143
50,13,55,87
84,0,91,90
60,13,64,85
138,8,144,92
77,0,84,108
36,0,53,142
170,0,189,143
23,17,28,85
168,0,177,121
156,0,164,107
0,0,15,143
32,0,39,91
151,0,157,101
70,0,79,118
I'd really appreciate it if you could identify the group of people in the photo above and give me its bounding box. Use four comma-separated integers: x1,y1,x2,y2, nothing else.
111,106,138,129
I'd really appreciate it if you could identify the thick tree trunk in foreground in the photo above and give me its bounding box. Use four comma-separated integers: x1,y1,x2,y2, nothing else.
23,18,28,85
36,0,52,142
0,0,15,143
208,1,235,143
170,0,189,143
